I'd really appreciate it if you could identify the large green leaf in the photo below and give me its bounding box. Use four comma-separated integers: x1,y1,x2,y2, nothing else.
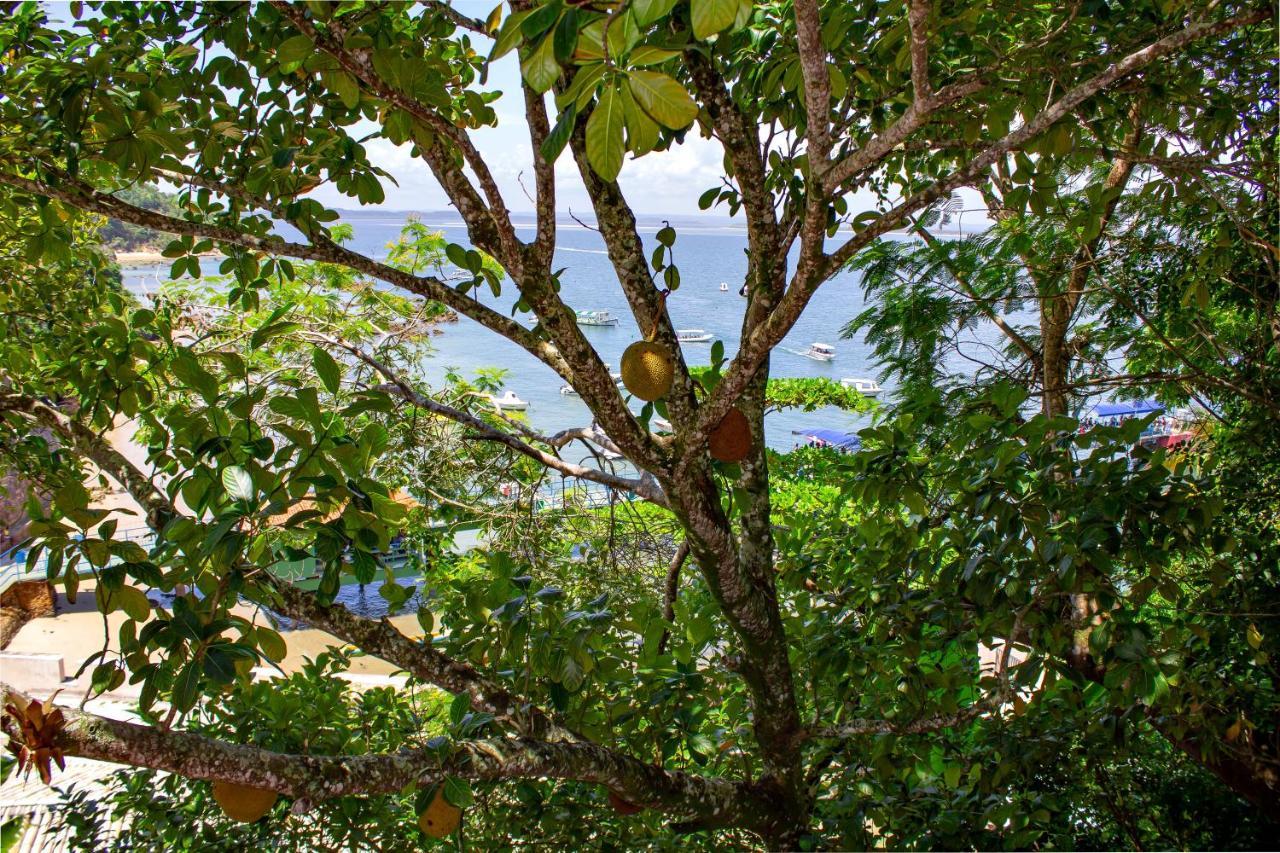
311,346,342,394
691,0,738,39
626,70,697,129
620,83,660,156
632,0,678,26
276,34,313,73
586,85,625,181
521,34,560,94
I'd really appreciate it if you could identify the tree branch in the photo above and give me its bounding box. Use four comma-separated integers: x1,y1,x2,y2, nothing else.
1,684,779,829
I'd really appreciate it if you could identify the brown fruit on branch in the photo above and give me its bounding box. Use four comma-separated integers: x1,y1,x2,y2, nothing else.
708,407,752,463
418,788,463,838
211,780,279,823
607,788,644,815
620,341,674,402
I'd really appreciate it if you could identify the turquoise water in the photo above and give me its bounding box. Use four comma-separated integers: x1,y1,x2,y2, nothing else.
119,213,934,451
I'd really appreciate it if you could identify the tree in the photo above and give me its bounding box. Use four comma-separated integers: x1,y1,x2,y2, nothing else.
0,1,1275,847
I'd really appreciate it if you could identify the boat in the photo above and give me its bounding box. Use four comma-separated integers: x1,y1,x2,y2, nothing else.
841,377,882,397
805,342,836,361
676,329,713,343
559,385,578,397
575,310,618,327
719,282,729,292
486,390,529,411
652,416,673,432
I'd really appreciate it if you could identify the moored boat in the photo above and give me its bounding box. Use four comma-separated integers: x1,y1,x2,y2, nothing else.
486,390,529,411
575,310,618,327
841,377,882,397
676,329,713,343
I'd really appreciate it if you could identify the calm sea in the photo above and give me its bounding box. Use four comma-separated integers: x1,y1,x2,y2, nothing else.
120,213,971,451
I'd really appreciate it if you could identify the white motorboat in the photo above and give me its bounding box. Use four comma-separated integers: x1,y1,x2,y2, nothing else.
486,390,529,411
676,329,713,343
805,342,836,361
559,385,579,397
575,310,618,327
719,282,729,292
841,377,882,397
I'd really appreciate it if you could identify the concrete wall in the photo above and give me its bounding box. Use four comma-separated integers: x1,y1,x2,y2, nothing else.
0,651,65,690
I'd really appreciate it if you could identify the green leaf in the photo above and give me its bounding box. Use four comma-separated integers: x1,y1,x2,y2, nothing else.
311,346,342,394
256,626,287,662
628,46,680,67
490,9,530,59
540,103,577,164
222,466,255,502
553,7,579,64
620,83,659,156
325,70,361,110
521,33,560,94
442,776,474,808
202,645,237,684
691,0,738,39
277,35,314,73
116,585,151,622
172,661,202,712
586,85,625,181
632,0,678,26
626,70,697,129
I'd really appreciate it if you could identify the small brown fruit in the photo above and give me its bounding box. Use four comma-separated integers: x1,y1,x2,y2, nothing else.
620,341,674,402
708,407,752,463
607,789,644,815
211,781,278,823
418,788,462,838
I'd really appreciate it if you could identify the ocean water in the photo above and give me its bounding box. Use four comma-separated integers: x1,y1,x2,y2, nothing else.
119,213,945,451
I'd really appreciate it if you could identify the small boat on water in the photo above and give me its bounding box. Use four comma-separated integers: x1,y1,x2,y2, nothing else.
805,342,836,362
841,377,882,397
676,329,713,343
719,282,729,292
559,385,578,397
486,390,529,411
575,310,618,327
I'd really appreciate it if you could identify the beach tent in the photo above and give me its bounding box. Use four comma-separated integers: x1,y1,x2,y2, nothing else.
795,429,862,451
1092,400,1164,419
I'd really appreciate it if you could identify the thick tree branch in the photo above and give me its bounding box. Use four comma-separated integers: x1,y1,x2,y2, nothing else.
907,0,934,104
0,390,587,742
1,684,780,830
794,0,832,164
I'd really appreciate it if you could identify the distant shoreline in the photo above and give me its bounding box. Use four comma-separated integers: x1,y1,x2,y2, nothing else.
114,250,224,266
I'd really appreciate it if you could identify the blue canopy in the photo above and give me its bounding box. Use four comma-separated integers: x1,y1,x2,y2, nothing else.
1093,400,1164,418
797,429,862,450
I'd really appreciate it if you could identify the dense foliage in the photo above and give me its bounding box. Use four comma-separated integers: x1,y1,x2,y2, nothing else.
0,0,1275,849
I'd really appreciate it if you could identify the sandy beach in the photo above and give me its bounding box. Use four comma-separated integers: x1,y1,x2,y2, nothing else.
3,577,428,701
